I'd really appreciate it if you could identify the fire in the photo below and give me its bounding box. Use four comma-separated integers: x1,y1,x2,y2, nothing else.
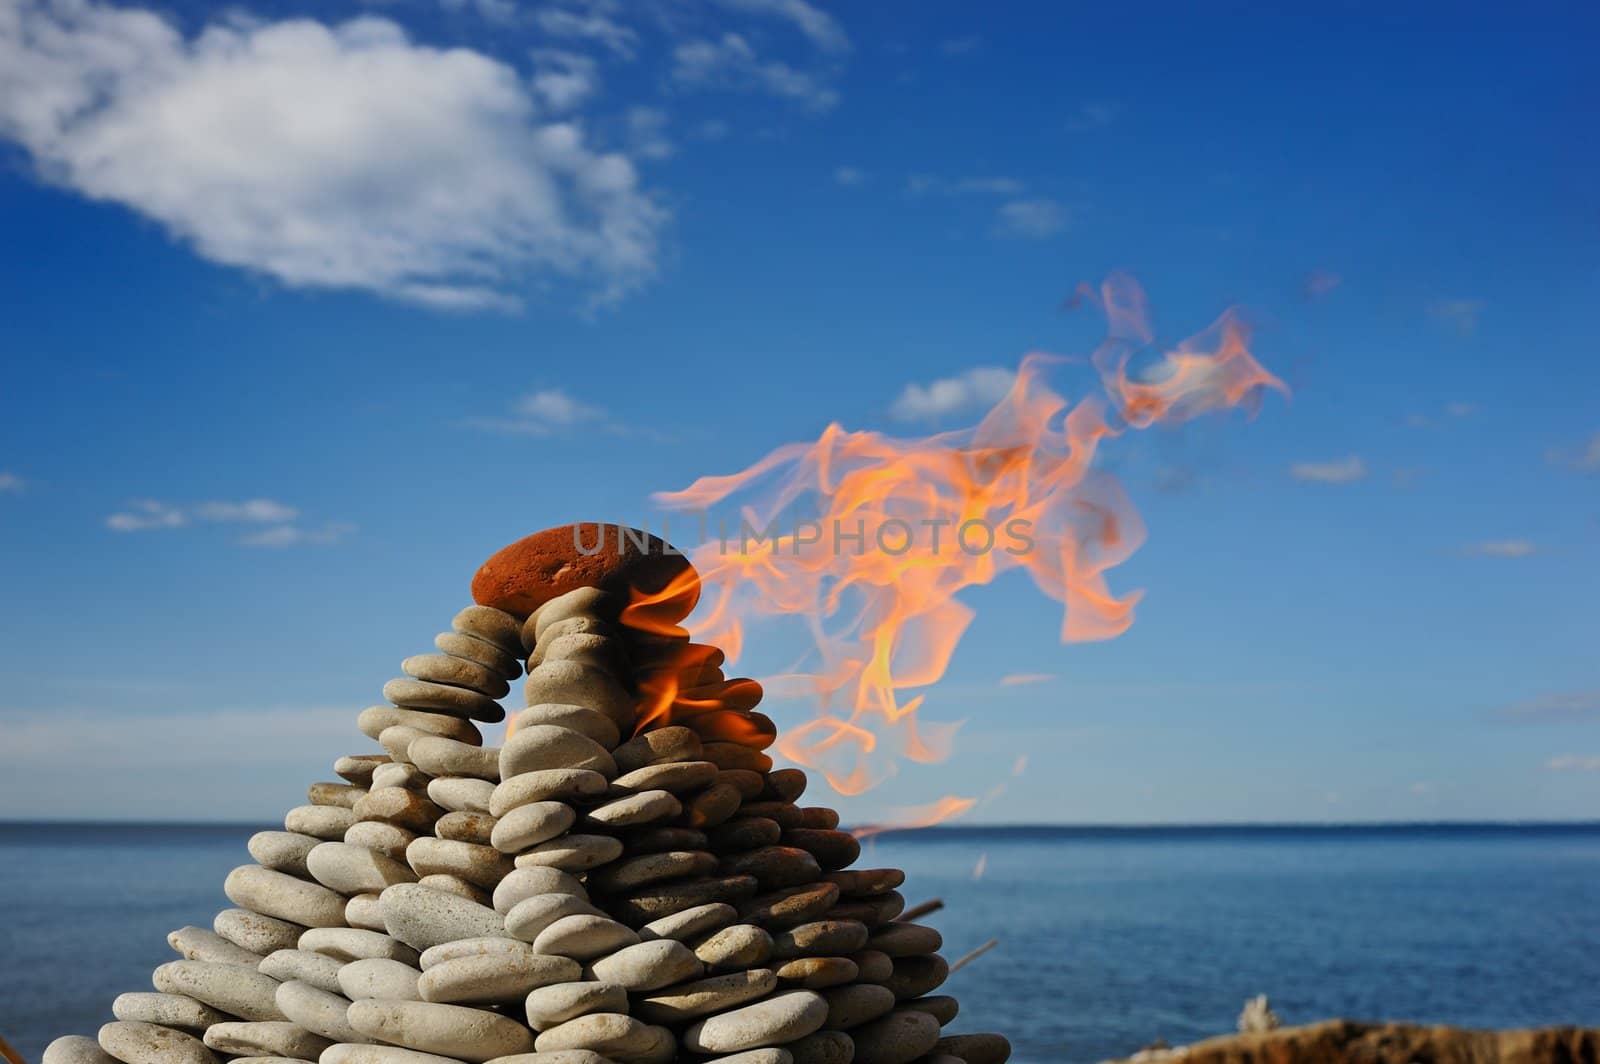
850,796,980,841
638,275,1283,818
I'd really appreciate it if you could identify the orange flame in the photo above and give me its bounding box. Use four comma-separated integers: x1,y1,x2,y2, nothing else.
643,275,1283,809
851,796,980,841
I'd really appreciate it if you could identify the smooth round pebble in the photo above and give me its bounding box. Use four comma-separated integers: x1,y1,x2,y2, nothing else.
635,968,777,1024
347,999,535,1063
249,830,322,876
491,801,577,854
532,915,639,962
683,990,829,1053
500,725,617,780
339,958,424,1001
97,1021,216,1064
260,949,344,993
111,992,228,1030
491,770,608,817
512,834,622,873
301,927,420,965
152,960,285,1022
379,883,507,950
505,893,604,943
586,939,701,992
214,909,303,955
492,866,587,913
851,1009,940,1064
43,1037,117,1064
418,953,581,1004
225,865,347,928
202,1021,331,1059
523,981,629,1031
308,842,418,895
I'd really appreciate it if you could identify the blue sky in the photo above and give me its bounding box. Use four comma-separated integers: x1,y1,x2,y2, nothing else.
0,0,1596,824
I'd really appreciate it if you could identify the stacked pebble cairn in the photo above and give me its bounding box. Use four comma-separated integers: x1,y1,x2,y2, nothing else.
43,528,1010,1064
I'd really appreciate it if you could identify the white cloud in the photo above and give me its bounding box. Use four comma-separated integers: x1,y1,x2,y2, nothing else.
626,106,674,160
908,174,1024,197
532,0,639,59
0,471,25,493
1289,456,1368,484
192,499,299,523
994,198,1067,238
106,499,189,531
671,33,838,110
1497,690,1600,723
708,0,849,53
239,521,356,548
1461,539,1537,559
529,48,599,112
999,673,1057,687
1546,431,1600,474
104,497,352,547
1546,755,1600,773
833,165,865,186
469,387,615,436
890,366,1016,422
0,0,666,311
439,0,517,24
1429,298,1484,335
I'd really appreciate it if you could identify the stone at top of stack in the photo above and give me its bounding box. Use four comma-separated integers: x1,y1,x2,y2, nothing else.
42,524,1009,1064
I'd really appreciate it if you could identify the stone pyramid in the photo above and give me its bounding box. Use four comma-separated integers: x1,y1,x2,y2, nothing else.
41,525,1010,1064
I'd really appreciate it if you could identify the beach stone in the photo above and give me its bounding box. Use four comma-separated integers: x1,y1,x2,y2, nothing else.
823,869,903,897
702,743,772,773
311,782,369,809
453,604,525,653
336,754,390,785
168,925,265,967
260,949,345,993
111,992,228,1030
901,995,958,1025
45,1037,119,1064
359,704,483,745
492,866,588,912
530,588,618,639
408,837,514,889
250,830,323,877
501,725,617,780
640,902,737,943
849,950,893,983
589,850,716,893
683,990,829,1053
339,958,424,1001
586,790,680,829
534,914,639,961
867,923,941,957
775,957,857,989
522,661,633,733
829,890,904,926
635,968,777,1024
421,873,491,905
822,984,895,1030
613,875,759,926
513,834,622,873
379,725,429,762
491,801,577,854
323,1046,464,1064
721,847,822,891
585,938,701,991
623,826,709,854
372,760,432,791
703,1052,792,1064
225,865,346,929
404,654,510,699
741,883,841,930
379,883,507,950
347,999,535,1063
797,808,840,830
428,778,497,814
682,782,743,828
532,1013,676,1064
524,611,615,651
852,1010,940,1064
436,630,522,681
505,893,605,942
287,805,360,841
782,830,859,872
694,924,774,971
610,760,719,795
203,1021,332,1059
215,908,304,955
412,736,502,780
348,893,389,931
419,953,581,1004
420,936,537,970
275,980,371,1044
532,632,622,671
153,960,286,1021
884,955,948,1001
718,770,768,800
524,982,629,1031
436,811,498,846
492,770,609,816
308,841,418,895
710,818,783,853
347,821,420,861
514,704,621,749
381,678,504,724
355,787,446,834
613,727,702,773
301,927,419,965
772,921,870,961
473,524,695,617
934,1034,1010,1063
97,1022,216,1064
787,1030,854,1064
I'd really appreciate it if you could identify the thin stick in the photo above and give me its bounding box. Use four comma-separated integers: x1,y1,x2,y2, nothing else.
949,937,999,973
0,1033,26,1064
897,898,944,922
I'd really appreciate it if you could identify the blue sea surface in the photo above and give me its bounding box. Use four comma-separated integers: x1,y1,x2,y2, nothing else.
2,822,1597,1063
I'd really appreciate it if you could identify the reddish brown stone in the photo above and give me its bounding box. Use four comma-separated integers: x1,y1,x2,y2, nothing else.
471,524,698,618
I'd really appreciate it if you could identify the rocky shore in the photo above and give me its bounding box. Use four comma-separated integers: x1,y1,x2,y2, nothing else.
1112,1020,1600,1064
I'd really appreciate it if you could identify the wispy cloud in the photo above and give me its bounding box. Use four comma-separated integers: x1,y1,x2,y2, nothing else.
671,33,839,110
1406,402,1477,429
1546,431,1600,474
908,174,1025,197
1065,102,1119,131
1290,456,1368,484
532,0,639,59
994,198,1067,239
104,498,349,547
1546,755,1600,773
999,673,1057,687
0,471,25,494
529,49,599,112
834,166,866,186
627,107,675,160
239,522,357,549
1429,298,1485,336
467,387,663,440
890,367,1016,421
1303,270,1342,300
1497,690,1600,723
1460,539,1538,559
709,0,850,53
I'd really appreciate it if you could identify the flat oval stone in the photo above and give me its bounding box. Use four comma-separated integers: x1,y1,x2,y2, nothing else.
214,908,303,955
404,654,510,699
787,1030,854,1064
640,902,737,943
308,841,418,895
884,954,949,1000
531,1012,674,1063
718,769,768,800
611,761,720,796
702,742,772,773
345,821,418,861
822,983,896,1030
513,833,622,873
436,810,498,845
384,677,504,724
585,938,701,991
202,1021,331,1059
354,788,446,834
775,956,858,989
612,726,703,773
339,957,424,1002
412,735,502,780
274,979,371,1043
97,1021,215,1064
897,996,955,1027
435,631,522,682
828,890,905,927
851,1009,940,1064
423,872,493,907
701,1051,793,1064
420,936,537,971
823,869,903,897
167,926,263,967
111,992,228,1030
249,831,322,877
428,777,497,814
709,818,783,853
473,525,694,617
501,725,617,780
347,999,535,1063
505,893,604,943
492,866,588,913
523,981,629,1032
781,830,860,872
336,754,389,785
740,883,841,931
492,769,609,816
530,588,618,640
372,761,431,792
849,950,893,983
636,968,777,1024
622,826,709,854
300,926,419,964
359,704,483,745
408,837,514,889
259,949,344,993
44,1037,118,1064
419,953,581,1005
721,847,822,891
310,781,368,809
529,632,620,671
683,782,743,829
379,724,429,762
380,883,508,950
797,807,840,830
589,850,716,893
694,924,774,971
491,801,577,854
347,893,388,931
533,914,639,961
152,960,285,1021
522,661,633,733
772,921,871,961
585,790,680,829
867,923,942,957
324,1045,464,1064
514,703,621,748
741,803,802,830
453,604,525,654
615,875,759,927
285,805,358,841
683,989,829,1053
